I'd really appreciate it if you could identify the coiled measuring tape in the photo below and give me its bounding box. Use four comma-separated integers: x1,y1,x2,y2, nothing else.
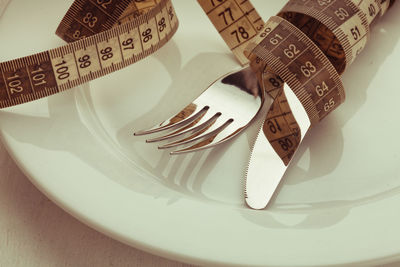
199,0,395,164
0,0,178,109
263,0,395,164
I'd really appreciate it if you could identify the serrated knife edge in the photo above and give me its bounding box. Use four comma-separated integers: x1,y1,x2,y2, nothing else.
245,84,311,210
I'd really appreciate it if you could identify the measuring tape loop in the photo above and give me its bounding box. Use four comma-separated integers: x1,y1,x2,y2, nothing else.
0,0,178,109
240,0,394,164
251,0,394,124
281,0,369,71
248,16,345,125
278,0,395,75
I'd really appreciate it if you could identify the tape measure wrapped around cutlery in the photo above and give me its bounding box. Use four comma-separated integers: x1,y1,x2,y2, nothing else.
0,0,178,109
198,0,395,209
200,0,395,166
248,0,395,166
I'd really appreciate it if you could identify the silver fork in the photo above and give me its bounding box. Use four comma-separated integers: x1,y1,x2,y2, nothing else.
134,66,265,154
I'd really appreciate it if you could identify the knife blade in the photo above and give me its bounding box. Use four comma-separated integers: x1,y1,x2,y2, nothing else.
245,83,311,210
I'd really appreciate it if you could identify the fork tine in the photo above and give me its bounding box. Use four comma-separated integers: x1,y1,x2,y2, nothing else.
158,118,233,149
146,111,221,143
169,91,269,154
134,103,206,136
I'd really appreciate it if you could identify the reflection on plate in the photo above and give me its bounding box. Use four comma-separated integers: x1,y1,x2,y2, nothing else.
1,0,400,266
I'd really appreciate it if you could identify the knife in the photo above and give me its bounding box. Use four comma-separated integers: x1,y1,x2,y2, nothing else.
245,83,311,210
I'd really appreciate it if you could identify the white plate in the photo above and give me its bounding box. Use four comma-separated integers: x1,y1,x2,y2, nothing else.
1,0,400,266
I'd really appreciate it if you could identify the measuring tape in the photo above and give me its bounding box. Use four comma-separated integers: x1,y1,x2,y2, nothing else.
198,0,395,164
0,0,178,109
258,0,394,164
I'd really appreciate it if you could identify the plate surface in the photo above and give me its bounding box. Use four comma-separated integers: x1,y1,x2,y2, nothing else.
1,0,400,266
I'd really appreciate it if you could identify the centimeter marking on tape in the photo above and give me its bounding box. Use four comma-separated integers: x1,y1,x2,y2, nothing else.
0,0,178,109
56,0,165,42
56,0,135,42
197,0,264,65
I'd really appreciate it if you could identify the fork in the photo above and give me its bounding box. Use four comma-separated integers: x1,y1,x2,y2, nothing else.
134,66,265,154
